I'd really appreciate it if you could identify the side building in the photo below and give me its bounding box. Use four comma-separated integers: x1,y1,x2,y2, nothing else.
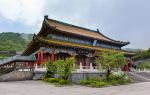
22,15,134,72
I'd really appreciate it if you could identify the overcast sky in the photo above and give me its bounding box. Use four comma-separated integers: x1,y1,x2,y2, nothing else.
0,0,149,49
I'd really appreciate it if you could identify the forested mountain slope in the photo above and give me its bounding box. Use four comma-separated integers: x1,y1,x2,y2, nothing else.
0,32,33,59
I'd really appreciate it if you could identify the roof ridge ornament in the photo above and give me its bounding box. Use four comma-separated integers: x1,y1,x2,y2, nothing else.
44,15,48,19
97,28,100,33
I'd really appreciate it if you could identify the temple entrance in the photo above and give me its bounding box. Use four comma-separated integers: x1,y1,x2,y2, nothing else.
35,51,72,66
55,52,71,61
75,55,91,69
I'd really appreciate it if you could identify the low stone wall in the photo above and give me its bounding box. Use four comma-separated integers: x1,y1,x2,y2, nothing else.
33,71,106,83
0,71,33,82
71,72,106,84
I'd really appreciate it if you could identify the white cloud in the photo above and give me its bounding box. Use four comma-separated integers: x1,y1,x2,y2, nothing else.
0,0,45,26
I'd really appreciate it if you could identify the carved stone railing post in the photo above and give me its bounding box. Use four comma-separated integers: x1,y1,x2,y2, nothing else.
80,62,83,70
73,63,75,69
35,63,38,69
90,63,93,69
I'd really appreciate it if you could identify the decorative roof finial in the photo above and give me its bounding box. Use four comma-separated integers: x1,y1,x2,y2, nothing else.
97,28,99,32
97,29,100,33
44,15,48,19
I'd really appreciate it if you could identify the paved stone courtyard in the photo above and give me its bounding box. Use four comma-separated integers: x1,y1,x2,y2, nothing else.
0,81,149,95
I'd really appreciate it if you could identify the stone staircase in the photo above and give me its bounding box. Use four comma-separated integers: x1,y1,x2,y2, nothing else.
127,72,150,83
33,71,46,80
0,71,33,82
134,72,150,79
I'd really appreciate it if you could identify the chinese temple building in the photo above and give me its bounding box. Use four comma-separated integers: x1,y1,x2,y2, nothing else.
21,15,134,72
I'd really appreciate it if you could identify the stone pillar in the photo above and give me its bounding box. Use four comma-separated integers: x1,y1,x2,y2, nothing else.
73,63,75,69
35,63,38,68
80,62,83,70
90,63,93,69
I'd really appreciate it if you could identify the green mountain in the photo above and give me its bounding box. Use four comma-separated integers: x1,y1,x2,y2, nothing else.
0,32,33,59
123,48,145,53
132,48,150,61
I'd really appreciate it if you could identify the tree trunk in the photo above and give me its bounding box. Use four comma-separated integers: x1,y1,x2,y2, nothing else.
106,68,111,82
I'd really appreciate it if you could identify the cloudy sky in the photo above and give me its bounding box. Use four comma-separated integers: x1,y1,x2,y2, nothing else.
0,0,149,49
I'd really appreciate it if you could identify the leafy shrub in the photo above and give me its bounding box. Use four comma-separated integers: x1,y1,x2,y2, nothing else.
45,61,56,78
44,57,75,85
137,62,150,70
54,57,75,80
80,80,91,85
48,78,59,83
80,79,107,87
79,74,131,88
86,76,102,81
95,51,126,81
108,74,131,85
43,78,49,82
58,79,68,85
110,80,119,85
43,78,69,85
125,78,132,83
89,81,107,87
44,78,59,83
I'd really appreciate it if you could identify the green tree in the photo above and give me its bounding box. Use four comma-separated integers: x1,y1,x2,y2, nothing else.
54,57,75,80
45,61,56,78
133,48,150,61
95,51,126,81
137,62,150,70
0,32,33,59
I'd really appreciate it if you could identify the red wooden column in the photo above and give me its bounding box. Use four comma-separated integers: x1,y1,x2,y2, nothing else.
57,54,59,60
48,54,51,60
123,59,129,71
55,54,57,61
85,57,90,69
51,48,55,62
40,50,44,64
37,53,40,66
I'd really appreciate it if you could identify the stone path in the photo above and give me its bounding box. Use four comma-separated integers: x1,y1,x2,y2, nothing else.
0,81,150,95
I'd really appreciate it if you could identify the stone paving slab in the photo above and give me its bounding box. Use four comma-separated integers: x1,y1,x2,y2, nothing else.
0,81,150,95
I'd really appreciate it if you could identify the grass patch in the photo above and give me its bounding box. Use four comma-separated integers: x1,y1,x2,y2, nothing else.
79,74,132,88
43,78,70,86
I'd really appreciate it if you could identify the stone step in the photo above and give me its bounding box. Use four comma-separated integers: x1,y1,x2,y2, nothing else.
0,71,33,82
127,72,150,83
134,72,150,79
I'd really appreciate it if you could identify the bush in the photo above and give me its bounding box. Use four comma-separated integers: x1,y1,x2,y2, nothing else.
110,80,119,85
80,79,107,87
137,62,150,70
89,81,107,87
79,74,132,88
86,76,102,81
54,57,75,80
44,78,59,83
45,61,56,78
43,78,69,85
80,80,90,85
58,79,68,85
108,74,132,85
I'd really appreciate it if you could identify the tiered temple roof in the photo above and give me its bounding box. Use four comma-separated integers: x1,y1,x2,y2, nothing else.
22,15,134,56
